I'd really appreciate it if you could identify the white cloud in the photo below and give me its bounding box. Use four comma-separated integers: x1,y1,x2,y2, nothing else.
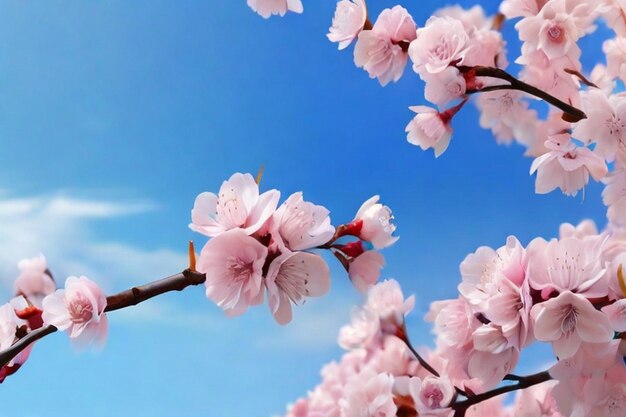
0,191,181,299
43,197,156,218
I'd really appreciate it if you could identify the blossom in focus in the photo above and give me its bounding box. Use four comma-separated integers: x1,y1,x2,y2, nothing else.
529,135,608,196
408,16,469,75
531,291,613,358
348,250,385,293
353,6,417,86
353,195,398,249
272,192,335,251
190,172,280,237
406,105,453,157
526,234,608,298
197,228,268,316
327,0,367,50
13,254,55,308
247,0,303,18
265,251,330,325
42,276,108,347
515,0,585,61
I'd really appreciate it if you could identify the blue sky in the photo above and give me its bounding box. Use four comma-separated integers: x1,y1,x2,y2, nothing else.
0,0,613,415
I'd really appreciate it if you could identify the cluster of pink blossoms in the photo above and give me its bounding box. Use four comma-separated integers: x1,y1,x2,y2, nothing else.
190,172,398,324
0,255,108,382
321,0,626,225
282,219,626,417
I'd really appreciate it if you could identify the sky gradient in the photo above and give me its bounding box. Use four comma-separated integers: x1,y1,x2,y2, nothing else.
0,0,614,415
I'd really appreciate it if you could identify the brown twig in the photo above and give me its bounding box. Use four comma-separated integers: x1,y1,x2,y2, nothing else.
452,371,552,416
0,268,206,369
461,65,587,122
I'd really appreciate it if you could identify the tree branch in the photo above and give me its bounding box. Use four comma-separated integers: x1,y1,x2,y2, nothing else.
461,65,587,122
452,371,552,416
0,268,206,369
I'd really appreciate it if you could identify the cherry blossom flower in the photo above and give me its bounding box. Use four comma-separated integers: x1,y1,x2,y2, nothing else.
602,299,626,332
406,105,454,157
531,291,613,358
472,324,510,354
338,307,380,350
408,376,455,415
530,135,608,196
526,234,608,298
340,369,397,417
517,49,581,103
459,236,526,307
13,254,55,308
353,195,398,249
327,0,367,50
422,67,466,108
477,90,535,145
409,16,469,75
42,276,108,347
572,90,626,161
190,172,280,237
348,250,385,293
428,297,479,348
603,167,626,227
271,192,335,251
247,0,302,19
467,347,519,391
365,279,414,330
197,228,268,316
265,251,330,325
353,6,417,86
515,0,584,61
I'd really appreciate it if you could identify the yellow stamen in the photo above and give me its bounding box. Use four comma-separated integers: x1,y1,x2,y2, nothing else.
619,264,626,298
255,165,265,185
188,241,196,272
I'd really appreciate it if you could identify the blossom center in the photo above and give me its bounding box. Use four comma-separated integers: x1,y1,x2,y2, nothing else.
547,24,564,43
67,293,94,324
216,188,247,229
560,304,578,334
429,38,454,62
422,387,444,408
227,256,254,282
606,115,626,139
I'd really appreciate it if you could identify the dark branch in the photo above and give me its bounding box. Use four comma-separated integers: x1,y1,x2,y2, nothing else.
452,371,552,416
0,268,206,369
105,269,206,312
461,65,587,122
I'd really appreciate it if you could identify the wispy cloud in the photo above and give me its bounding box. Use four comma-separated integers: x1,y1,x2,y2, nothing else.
0,191,182,298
